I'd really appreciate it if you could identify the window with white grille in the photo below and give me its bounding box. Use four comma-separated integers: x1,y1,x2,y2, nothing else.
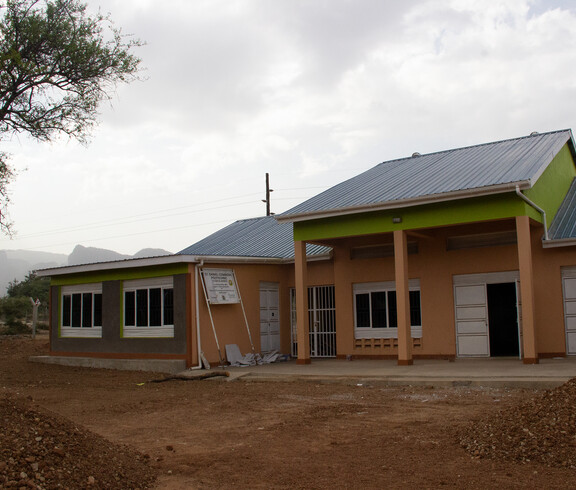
123,278,174,338
353,280,422,339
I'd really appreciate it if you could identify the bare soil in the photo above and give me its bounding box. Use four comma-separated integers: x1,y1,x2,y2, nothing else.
1,335,576,489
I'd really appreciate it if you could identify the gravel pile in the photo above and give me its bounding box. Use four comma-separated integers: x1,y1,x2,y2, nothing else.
460,378,576,468
0,396,157,489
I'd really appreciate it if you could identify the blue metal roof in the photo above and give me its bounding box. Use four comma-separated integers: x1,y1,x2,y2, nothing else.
177,216,330,258
278,130,574,220
549,178,576,240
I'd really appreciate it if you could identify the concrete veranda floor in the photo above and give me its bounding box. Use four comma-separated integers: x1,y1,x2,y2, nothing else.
213,356,576,389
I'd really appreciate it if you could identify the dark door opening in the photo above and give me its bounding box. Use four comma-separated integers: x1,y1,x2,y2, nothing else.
487,282,519,357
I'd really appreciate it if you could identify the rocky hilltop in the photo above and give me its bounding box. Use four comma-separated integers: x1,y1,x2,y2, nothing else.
0,245,172,295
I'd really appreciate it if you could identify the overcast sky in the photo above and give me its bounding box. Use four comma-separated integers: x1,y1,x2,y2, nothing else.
1,0,576,256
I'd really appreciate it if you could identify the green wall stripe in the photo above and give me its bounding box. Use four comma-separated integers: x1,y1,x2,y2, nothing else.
50,264,188,286
293,193,534,241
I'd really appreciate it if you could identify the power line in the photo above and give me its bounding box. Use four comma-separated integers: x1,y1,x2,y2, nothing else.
14,199,260,240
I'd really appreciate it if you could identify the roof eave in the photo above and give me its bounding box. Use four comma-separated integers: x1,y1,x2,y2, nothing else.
35,254,198,277
542,237,576,249
276,181,532,223
35,251,333,277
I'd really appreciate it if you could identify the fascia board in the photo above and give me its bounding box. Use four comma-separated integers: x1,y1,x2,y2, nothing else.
35,252,333,277
35,254,198,276
276,181,532,223
192,253,332,264
541,238,576,249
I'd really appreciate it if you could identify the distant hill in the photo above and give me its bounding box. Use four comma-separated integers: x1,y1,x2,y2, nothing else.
0,245,172,296
0,250,68,296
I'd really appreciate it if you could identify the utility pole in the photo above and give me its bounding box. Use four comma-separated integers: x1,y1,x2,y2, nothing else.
262,173,274,216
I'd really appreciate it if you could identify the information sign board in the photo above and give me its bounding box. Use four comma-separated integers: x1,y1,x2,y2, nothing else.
201,269,240,304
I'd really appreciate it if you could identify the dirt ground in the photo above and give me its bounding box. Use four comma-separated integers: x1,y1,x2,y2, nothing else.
2,335,576,489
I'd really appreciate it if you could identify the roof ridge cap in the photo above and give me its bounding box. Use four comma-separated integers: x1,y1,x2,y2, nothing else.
376,128,572,168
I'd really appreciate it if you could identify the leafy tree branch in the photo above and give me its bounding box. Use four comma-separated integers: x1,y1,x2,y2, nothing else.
0,0,143,234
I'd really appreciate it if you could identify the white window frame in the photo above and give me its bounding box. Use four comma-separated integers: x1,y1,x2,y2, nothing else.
122,277,174,338
60,284,103,338
353,279,422,339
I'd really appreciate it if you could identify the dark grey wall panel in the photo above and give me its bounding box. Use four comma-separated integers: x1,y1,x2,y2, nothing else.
50,275,188,356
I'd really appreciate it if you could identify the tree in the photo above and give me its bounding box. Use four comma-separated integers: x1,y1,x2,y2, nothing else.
6,271,49,305
1,272,49,330
0,0,143,234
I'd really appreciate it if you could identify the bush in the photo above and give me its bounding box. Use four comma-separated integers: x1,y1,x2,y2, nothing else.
0,297,31,325
2,320,30,335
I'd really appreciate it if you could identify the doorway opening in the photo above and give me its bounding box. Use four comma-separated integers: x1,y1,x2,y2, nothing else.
487,282,519,357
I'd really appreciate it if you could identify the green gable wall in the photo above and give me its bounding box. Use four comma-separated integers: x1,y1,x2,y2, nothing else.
50,263,189,286
524,144,576,223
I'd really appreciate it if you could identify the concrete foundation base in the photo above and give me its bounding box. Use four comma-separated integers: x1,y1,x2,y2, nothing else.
29,355,186,374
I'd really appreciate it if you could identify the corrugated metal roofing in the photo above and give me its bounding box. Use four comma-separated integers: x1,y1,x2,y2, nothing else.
549,178,576,240
177,216,330,258
279,129,574,220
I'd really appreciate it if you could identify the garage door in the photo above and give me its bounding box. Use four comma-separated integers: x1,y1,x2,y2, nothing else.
562,268,576,355
454,271,521,358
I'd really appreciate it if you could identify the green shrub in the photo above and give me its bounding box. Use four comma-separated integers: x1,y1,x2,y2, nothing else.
2,320,30,335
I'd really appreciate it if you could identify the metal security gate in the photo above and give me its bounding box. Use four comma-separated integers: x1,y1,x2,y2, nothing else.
290,285,336,358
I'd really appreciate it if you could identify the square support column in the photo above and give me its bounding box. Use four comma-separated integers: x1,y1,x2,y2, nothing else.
186,271,196,368
516,216,539,364
394,230,413,366
294,240,311,364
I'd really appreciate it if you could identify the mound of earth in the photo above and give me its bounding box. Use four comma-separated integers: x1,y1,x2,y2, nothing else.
460,378,576,468
0,396,157,489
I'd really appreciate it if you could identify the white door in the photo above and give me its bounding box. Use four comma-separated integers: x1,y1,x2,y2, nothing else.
454,271,522,358
454,284,490,357
260,282,280,354
562,272,576,355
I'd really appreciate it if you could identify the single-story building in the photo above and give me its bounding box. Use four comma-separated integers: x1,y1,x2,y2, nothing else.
37,129,576,369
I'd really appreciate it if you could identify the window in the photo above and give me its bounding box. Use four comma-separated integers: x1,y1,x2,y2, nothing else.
123,278,174,338
353,280,422,339
60,284,103,338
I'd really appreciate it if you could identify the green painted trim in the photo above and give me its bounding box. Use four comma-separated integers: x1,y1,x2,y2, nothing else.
525,144,576,222
57,286,62,338
120,285,124,338
50,264,188,286
119,336,174,340
294,193,534,241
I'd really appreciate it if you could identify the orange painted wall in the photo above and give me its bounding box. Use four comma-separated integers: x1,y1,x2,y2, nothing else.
329,220,524,357
195,259,335,365
325,218,576,359
193,263,289,365
531,230,576,355
194,219,576,364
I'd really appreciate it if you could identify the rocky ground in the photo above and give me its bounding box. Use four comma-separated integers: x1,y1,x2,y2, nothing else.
0,396,157,489
460,378,576,468
1,335,576,489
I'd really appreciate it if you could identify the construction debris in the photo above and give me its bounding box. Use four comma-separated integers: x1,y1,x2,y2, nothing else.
146,371,230,383
225,344,279,367
459,378,576,468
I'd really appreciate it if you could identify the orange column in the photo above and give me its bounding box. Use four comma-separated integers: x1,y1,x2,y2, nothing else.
516,216,539,364
294,240,311,364
187,270,196,368
394,230,413,366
